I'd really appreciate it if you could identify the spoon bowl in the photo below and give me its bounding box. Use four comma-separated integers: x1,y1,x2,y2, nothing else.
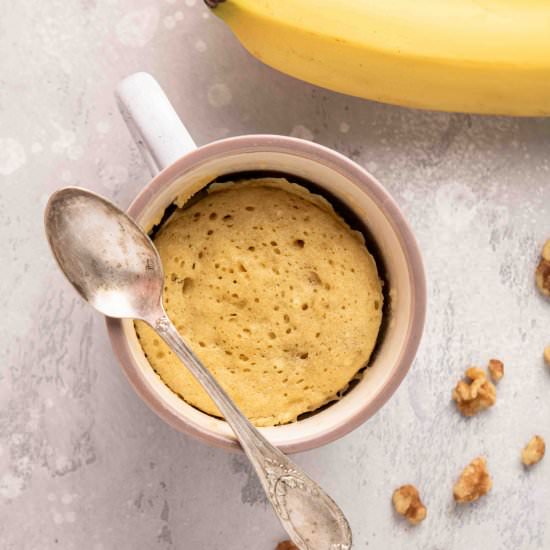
45,187,164,322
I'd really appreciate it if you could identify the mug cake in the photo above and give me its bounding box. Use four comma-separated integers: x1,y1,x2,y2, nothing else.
135,178,383,426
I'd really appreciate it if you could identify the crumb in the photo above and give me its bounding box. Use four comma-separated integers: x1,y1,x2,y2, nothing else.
535,239,550,297
544,346,550,367
452,367,497,416
276,542,298,550
392,484,427,525
488,359,504,383
453,457,492,503
522,435,546,466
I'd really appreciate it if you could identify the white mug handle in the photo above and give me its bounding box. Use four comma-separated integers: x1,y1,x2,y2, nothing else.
116,72,197,176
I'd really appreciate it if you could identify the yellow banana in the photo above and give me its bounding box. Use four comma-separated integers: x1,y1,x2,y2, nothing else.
209,0,550,116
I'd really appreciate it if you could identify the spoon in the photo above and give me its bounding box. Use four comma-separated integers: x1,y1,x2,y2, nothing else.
45,187,352,550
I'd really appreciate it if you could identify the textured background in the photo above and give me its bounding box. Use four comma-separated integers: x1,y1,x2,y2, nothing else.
1,1,550,549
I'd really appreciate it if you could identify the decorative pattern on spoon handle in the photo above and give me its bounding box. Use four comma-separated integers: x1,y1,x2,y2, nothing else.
154,316,171,334
261,455,352,550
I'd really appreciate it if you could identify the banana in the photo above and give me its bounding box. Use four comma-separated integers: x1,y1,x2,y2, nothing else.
209,0,550,116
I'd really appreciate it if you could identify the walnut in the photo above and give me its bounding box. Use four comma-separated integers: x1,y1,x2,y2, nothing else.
535,239,550,297
276,542,298,550
392,484,427,525
453,457,492,503
488,359,504,383
544,346,550,367
452,367,496,416
522,435,546,466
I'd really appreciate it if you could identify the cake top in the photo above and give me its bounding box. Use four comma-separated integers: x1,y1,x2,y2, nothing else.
136,178,383,426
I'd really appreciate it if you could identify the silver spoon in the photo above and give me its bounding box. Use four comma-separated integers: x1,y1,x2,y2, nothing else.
45,187,352,550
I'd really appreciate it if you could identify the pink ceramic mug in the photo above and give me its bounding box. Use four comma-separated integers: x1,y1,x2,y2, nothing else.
107,72,426,453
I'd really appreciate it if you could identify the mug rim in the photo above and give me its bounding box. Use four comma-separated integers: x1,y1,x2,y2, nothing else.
106,134,426,453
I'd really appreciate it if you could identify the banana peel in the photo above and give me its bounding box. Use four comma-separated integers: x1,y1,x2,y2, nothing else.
208,0,550,116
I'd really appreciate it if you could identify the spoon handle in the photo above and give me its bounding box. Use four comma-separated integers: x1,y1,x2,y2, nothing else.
151,313,352,550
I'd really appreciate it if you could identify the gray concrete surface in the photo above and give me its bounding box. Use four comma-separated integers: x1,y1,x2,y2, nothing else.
1,1,549,549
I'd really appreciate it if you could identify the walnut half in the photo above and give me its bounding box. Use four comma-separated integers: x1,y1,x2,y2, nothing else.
452,367,496,416
535,239,550,297
276,542,298,550
392,484,427,525
453,457,492,503
522,435,546,466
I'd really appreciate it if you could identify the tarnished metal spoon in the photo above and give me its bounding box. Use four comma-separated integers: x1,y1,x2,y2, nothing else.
44,187,352,550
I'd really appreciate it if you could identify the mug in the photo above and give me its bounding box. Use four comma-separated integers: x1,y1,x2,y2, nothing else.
107,72,426,453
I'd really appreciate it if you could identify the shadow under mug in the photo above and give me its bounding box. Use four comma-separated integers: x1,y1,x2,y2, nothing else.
106,72,426,453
